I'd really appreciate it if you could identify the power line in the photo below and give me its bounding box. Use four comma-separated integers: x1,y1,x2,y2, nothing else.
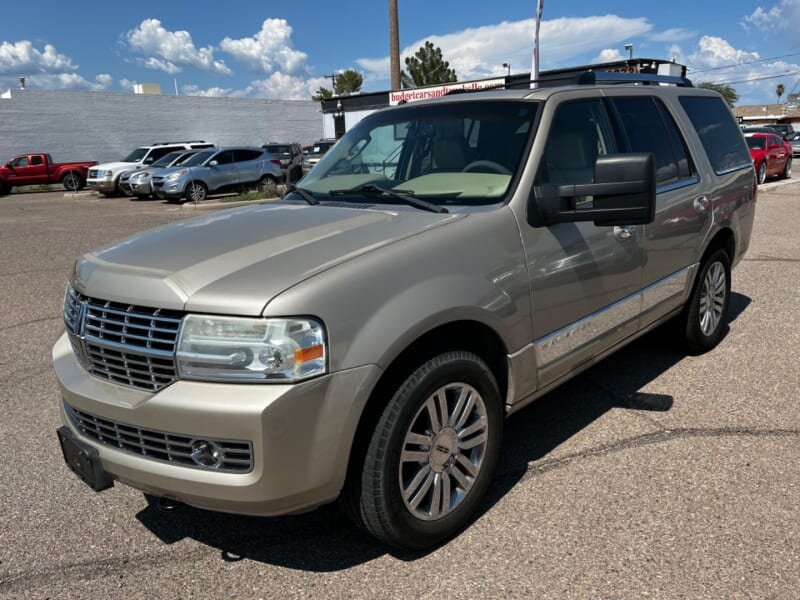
711,70,800,86
689,51,800,74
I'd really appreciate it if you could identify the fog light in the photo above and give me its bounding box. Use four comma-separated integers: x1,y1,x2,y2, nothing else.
190,439,224,468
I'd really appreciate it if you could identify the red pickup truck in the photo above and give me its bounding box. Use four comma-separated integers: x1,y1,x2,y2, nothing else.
0,153,97,195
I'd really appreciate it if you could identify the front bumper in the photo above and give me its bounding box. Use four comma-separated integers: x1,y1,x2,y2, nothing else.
128,179,153,195
152,179,186,199
87,178,116,192
52,333,382,516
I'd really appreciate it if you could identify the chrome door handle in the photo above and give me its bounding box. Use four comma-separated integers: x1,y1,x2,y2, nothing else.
613,225,635,240
693,196,710,213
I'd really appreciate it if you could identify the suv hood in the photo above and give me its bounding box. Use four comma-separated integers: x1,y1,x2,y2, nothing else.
93,161,142,174
73,203,464,315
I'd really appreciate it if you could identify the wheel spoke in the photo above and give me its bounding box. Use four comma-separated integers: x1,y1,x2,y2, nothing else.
401,449,429,463
436,390,450,430
459,431,488,450
458,416,486,440
440,473,452,517
430,473,442,518
450,460,474,491
425,396,441,432
404,467,434,509
455,454,479,478
405,432,433,448
452,389,476,429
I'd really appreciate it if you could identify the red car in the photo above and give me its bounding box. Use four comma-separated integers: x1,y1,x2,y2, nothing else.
745,133,792,184
0,153,97,195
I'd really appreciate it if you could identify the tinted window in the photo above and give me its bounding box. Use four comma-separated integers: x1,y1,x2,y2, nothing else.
264,145,291,155
152,151,184,167
613,97,694,184
213,150,236,165
122,148,148,162
147,147,182,162
10,156,29,167
31,155,43,166
746,137,765,150
182,150,215,166
537,99,617,185
235,150,263,162
680,97,751,174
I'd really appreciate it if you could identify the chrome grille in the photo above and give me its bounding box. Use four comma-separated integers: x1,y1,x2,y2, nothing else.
88,169,98,178
64,286,182,392
64,402,253,472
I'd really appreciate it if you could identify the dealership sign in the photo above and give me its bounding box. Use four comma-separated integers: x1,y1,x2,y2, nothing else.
389,79,506,105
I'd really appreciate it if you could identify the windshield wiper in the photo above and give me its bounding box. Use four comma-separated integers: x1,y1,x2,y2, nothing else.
328,184,448,214
284,186,319,205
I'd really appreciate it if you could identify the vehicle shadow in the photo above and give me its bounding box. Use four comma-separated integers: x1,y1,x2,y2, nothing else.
135,292,752,570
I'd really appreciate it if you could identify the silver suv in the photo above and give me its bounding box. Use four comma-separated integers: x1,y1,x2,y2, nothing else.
150,146,282,202
120,149,200,199
54,78,755,550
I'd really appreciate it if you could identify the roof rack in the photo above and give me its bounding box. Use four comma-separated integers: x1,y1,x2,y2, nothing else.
573,71,693,87
152,140,208,146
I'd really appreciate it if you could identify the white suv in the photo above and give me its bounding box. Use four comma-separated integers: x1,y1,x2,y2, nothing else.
86,141,214,197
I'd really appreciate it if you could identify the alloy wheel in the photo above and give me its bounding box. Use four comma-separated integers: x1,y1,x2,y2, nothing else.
699,261,726,336
399,383,488,521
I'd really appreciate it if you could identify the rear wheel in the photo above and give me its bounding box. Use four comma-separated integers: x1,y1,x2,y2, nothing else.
0,182,7,196
781,157,792,179
352,351,503,550
62,172,83,192
186,181,207,202
756,162,767,185
678,248,731,355
258,175,277,195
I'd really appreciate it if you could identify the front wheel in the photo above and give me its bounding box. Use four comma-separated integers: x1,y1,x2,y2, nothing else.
185,181,207,202
678,249,731,355
355,351,503,550
756,162,767,185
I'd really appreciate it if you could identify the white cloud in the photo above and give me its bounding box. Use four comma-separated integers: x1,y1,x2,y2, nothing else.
357,15,652,83
125,19,231,75
743,0,800,45
0,40,77,74
592,49,624,63
647,28,697,43
683,36,800,104
220,19,308,75
183,74,328,100
95,73,113,89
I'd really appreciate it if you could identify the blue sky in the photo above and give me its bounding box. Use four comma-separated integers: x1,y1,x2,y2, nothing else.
1,0,798,104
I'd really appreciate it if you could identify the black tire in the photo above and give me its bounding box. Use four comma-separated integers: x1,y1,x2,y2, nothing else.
185,181,207,202
258,175,277,195
354,351,503,550
132,194,149,201
0,182,7,196
756,162,767,185
678,248,731,355
61,171,83,192
781,157,792,179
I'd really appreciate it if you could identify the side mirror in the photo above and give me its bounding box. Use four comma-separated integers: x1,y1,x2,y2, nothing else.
208,160,219,167
144,156,154,164
529,153,656,227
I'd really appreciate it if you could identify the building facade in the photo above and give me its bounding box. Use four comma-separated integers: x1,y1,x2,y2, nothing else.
0,89,323,164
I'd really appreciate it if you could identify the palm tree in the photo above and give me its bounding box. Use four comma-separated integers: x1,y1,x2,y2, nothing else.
776,83,785,104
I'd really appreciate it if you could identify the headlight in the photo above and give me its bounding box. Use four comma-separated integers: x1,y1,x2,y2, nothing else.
177,315,327,382
166,169,187,181
131,172,150,180
104,170,113,177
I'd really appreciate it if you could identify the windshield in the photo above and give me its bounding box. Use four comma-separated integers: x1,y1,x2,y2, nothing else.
746,137,765,150
301,100,538,205
181,150,216,167
122,147,148,162
152,151,184,168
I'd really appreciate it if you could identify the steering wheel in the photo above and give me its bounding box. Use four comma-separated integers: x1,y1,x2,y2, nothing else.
462,160,512,175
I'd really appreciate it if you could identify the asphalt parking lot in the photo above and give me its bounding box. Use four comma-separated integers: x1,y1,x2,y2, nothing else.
1,184,798,598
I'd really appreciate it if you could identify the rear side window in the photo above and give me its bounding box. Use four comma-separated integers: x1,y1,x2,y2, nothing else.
31,155,43,165
612,97,695,184
679,97,751,174
235,150,263,162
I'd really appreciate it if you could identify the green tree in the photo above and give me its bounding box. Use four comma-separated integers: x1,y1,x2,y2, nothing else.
312,87,333,101
776,83,785,103
334,69,364,95
400,41,457,88
696,81,739,107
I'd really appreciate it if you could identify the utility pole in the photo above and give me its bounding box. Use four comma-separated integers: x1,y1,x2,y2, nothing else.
324,73,338,92
389,0,401,90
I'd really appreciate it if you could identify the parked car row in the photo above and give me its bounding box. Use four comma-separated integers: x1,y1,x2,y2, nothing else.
0,153,96,195
86,141,286,203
